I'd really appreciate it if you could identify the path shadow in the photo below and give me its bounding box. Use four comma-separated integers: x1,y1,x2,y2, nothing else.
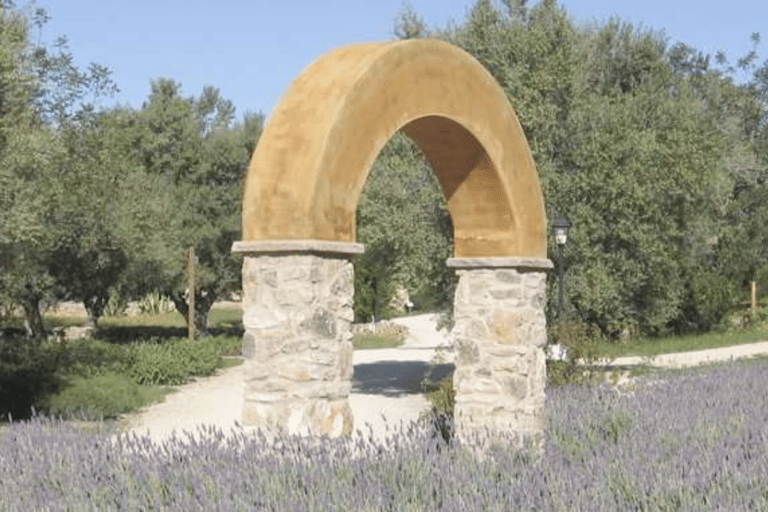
352,361,454,397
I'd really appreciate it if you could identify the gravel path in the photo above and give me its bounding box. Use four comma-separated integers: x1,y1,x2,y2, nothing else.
350,314,453,438
124,314,453,444
611,341,768,368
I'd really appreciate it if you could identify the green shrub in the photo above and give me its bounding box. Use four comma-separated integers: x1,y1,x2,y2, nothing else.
1,329,240,421
424,376,454,415
206,334,242,357
0,337,63,420
421,375,455,442
137,292,174,315
547,320,607,387
352,253,400,323
675,270,735,334
44,372,164,420
126,337,225,386
103,288,128,317
57,338,131,379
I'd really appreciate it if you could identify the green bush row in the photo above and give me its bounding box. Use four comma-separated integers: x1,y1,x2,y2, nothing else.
44,372,168,421
0,338,62,421
0,334,241,421
127,337,225,386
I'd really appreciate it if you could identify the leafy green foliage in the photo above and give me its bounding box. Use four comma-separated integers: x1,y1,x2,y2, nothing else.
547,320,607,387
126,337,228,386
102,79,263,336
52,323,241,418
136,292,174,315
0,2,121,335
1,0,768,346
421,375,455,442
393,1,428,39
0,337,61,420
0,7,59,337
352,252,399,322
43,372,162,421
1,2,261,336
55,338,131,379
432,0,768,338
0,316,241,421
355,133,453,320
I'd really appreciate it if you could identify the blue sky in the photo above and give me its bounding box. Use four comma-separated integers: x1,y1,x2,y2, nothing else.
43,0,765,119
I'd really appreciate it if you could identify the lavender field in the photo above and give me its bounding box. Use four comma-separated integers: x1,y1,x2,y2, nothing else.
2,360,768,511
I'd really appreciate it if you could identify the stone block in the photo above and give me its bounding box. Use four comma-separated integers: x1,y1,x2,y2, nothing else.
494,269,521,283
277,362,313,383
299,308,336,338
263,269,278,287
466,318,489,338
486,343,529,359
278,337,312,355
339,341,354,380
489,288,518,301
455,338,480,365
499,373,529,401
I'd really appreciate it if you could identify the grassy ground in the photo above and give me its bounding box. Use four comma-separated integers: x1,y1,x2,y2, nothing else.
351,333,404,350
0,304,245,425
43,307,243,330
591,320,768,359
1,304,404,425
7,301,768,427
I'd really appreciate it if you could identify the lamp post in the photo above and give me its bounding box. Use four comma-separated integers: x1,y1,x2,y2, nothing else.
553,215,571,322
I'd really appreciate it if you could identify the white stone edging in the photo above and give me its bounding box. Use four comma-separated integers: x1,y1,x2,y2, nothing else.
232,239,365,256
447,257,553,270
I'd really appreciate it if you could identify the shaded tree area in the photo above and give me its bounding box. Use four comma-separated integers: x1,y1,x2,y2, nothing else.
0,2,121,336
387,0,768,338
0,2,263,338
101,80,264,336
3,0,768,344
354,133,454,322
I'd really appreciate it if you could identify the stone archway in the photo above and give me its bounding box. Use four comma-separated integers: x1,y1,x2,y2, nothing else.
232,39,552,439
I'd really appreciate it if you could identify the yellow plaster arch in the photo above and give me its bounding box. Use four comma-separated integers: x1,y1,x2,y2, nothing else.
242,39,546,258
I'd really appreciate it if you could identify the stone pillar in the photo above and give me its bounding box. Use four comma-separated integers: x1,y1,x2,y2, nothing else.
231,240,363,437
447,257,553,442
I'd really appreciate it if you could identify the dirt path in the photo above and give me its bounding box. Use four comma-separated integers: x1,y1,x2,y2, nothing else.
124,314,452,444
349,314,453,438
123,312,768,445
611,341,768,368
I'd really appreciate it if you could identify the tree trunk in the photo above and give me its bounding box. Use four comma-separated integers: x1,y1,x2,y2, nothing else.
84,294,107,328
20,295,45,339
373,278,381,323
171,286,217,338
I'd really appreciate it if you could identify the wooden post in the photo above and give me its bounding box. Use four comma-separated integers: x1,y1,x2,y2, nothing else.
188,246,196,341
752,281,757,315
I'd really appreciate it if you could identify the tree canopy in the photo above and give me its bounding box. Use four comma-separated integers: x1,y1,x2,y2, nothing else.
2,0,768,342
384,0,768,337
0,3,262,336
